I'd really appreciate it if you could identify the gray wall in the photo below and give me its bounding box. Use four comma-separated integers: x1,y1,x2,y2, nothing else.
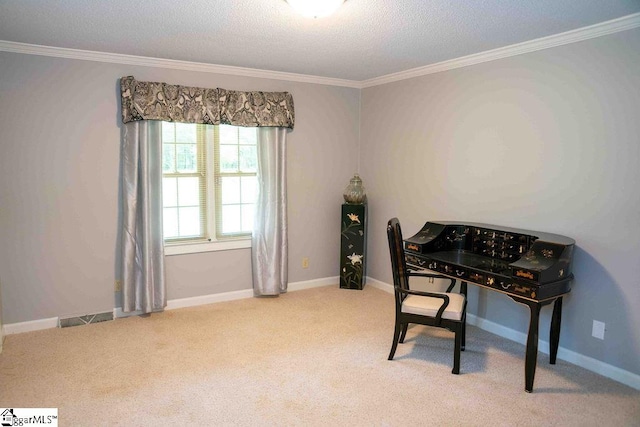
360,28,640,375
0,52,360,323
2,26,639,377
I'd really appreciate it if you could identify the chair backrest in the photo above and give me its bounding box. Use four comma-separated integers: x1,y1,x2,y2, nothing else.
387,218,410,293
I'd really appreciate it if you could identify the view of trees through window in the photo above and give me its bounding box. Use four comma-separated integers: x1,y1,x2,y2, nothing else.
161,122,257,242
216,125,258,237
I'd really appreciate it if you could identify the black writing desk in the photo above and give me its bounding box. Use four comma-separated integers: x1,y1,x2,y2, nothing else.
404,221,575,392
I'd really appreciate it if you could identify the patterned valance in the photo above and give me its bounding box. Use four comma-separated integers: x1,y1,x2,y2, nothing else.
120,76,295,130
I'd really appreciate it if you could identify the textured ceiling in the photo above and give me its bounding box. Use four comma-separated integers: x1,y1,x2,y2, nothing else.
1,0,639,81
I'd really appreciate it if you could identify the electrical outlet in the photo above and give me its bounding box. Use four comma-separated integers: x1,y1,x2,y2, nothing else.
114,280,122,292
302,257,309,269
592,320,605,340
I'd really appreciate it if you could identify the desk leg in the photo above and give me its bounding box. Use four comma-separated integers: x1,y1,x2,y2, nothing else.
511,296,555,393
550,297,563,365
524,302,541,393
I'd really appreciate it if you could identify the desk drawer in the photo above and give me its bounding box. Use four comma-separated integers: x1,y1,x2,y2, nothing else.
423,260,468,280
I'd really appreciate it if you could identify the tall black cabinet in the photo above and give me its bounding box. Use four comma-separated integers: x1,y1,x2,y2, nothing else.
339,203,367,289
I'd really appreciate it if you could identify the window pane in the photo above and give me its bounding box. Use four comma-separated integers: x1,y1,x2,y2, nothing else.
241,176,258,203
176,144,197,173
241,204,254,232
220,145,238,172
162,122,208,242
238,127,257,145
220,125,238,142
239,146,257,172
163,143,176,173
163,207,179,239
175,122,197,143
221,177,240,204
222,205,241,233
179,207,201,236
177,177,200,206
162,122,175,143
163,177,178,207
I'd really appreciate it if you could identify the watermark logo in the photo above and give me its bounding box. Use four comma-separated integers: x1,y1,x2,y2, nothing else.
0,409,58,427
1,409,14,427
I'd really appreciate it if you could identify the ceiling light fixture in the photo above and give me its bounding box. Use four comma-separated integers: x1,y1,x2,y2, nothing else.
286,0,345,18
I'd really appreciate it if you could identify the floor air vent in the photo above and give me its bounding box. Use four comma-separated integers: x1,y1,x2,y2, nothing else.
59,312,113,328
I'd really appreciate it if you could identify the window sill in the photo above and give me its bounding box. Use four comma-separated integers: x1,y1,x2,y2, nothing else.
164,239,251,256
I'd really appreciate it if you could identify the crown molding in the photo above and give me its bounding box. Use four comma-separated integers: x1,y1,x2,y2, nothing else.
361,12,640,88
0,40,362,89
1,12,638,90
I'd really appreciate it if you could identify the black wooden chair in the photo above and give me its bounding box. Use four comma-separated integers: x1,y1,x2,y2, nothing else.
386,218,467,374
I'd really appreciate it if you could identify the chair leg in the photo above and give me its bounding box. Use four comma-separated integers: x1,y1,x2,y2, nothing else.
399,323,408,343
452,326,462,374
388,323,402,360
461,317,466,351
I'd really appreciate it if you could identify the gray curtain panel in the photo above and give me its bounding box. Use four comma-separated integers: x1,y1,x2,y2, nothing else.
119,76,293,302
121,121,167,313
252,127,288,296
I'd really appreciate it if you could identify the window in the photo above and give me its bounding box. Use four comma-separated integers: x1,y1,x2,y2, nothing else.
215,125,258,237
161,122,258,247
162,122,207,241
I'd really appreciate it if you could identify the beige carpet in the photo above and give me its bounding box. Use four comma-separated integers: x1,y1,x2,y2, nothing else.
1,285,638,426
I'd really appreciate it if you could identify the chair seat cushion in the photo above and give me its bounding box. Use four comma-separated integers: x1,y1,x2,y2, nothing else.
402,292,465,321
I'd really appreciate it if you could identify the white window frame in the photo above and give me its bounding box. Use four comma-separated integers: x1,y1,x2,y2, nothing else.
162,123,256,256
164,238,251,255
162,122,208,244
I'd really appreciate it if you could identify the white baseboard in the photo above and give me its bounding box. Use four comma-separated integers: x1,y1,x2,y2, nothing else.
113,288,258,318
465,313,640,391
147,276,338,315
3,317,59,335
4,275,638,390
7,277,339,326
166,288,254,311
288,276,339,292
366,277,394,293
